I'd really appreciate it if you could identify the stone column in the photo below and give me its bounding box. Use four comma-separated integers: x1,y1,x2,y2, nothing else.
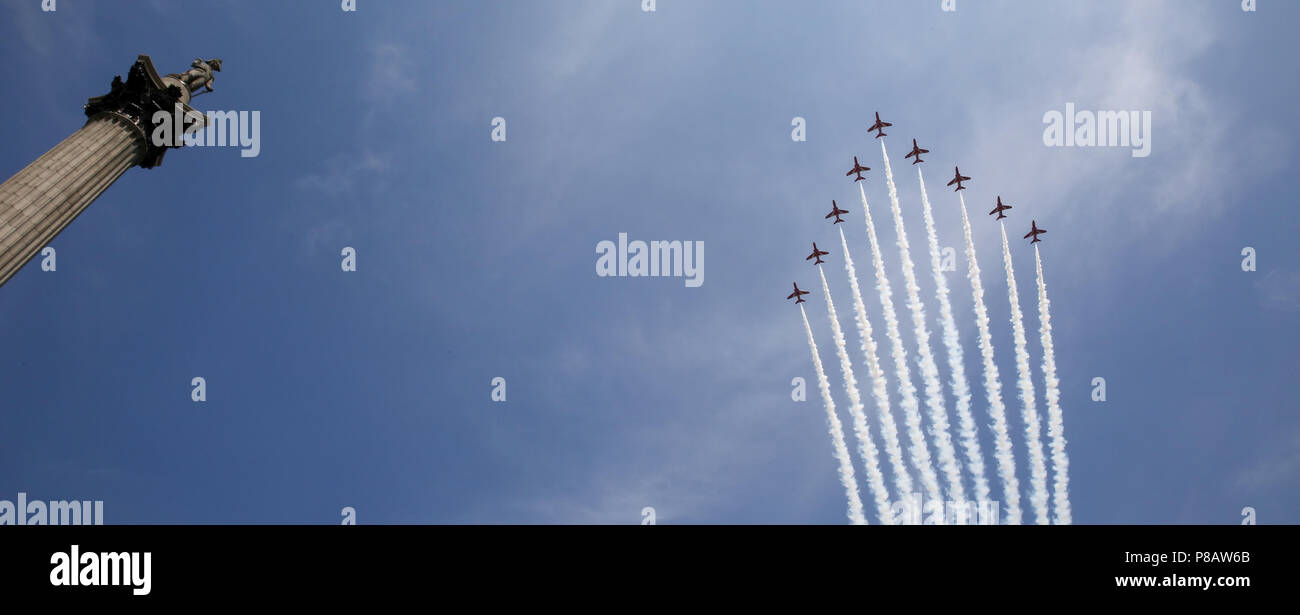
0,115,145,285
0,54,217,288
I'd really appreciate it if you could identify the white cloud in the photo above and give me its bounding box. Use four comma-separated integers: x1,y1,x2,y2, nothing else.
294,150,391,195
1257,269,1300,312
1236,427,1300,491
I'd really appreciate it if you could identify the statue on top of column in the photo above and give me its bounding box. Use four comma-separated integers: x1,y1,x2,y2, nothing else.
174,58,223,95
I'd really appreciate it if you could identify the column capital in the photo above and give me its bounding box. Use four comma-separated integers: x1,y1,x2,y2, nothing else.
83,55,207,169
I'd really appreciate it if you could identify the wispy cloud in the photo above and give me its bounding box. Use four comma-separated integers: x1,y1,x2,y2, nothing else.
294,150,391,195
1235,428,1300,491
1257,269,1300,312
2,0,97,58
363,43,417,103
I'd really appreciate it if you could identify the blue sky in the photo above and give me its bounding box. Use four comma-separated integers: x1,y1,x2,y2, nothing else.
0,0,1296,524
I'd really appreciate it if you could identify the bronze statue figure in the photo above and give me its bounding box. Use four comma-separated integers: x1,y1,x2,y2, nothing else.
172,58,223,96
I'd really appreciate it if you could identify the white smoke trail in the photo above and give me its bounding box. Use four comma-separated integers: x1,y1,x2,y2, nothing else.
857,181,940,509
800,304,868,525
819,267,893,524
880,140,964,505
839,226,912,502
1035,246,1072,525
1000,223,1050,525
918,168,989,509
960,195,1021,524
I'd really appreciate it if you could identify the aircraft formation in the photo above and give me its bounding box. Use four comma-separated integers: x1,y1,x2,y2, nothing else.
787,112,1046,305
784,111,1071,526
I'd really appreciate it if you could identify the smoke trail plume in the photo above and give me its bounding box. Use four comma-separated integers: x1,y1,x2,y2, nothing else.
819,267,893,524
960,195,1021,524
880,140,964,505
1000,223,1050,525
857,181,940,508
800,304,868,525
918,168,989,509
1035,246,1072,524
839,226,912,503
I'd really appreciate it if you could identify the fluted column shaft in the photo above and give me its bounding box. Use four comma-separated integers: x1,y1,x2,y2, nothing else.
0,114,144,286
